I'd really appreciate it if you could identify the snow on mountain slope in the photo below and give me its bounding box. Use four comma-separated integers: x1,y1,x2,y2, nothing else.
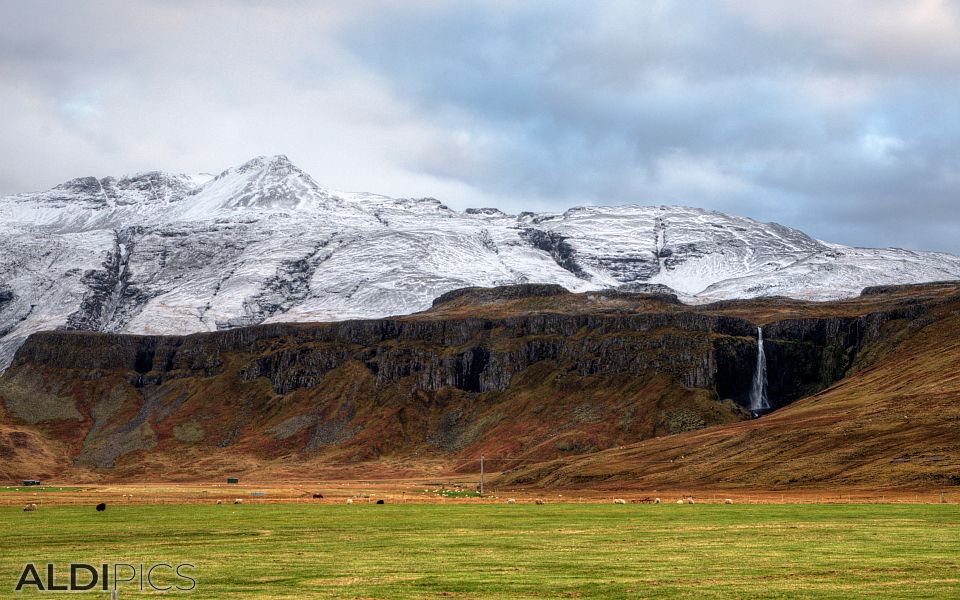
0,171,201,231
179,156,372,223
1,154,958,369
696,244,960,302
0,228,117,365
526,205,829,295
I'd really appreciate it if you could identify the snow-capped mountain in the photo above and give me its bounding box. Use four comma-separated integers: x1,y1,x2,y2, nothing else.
1,154,959,369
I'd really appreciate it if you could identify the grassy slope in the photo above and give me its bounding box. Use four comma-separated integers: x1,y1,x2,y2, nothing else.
0,360,743,482
1,504,958,599
0,299,755,482
2,282,959,484
0,399,66,482
494,297,960,490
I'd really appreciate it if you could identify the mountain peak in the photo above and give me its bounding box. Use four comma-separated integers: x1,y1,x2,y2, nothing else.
3,154,960,379
234,154,295,174
185,155,336,215
33,171,198,209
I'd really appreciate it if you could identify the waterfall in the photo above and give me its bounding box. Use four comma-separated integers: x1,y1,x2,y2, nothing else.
749,326,770,412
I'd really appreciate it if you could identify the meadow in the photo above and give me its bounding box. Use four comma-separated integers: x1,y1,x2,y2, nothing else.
0,487,83,493
1,502,958,598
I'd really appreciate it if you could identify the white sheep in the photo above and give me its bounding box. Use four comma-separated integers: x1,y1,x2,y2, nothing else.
724,498,734,505
685,497,695,504
233,499,243,505
654,497,662,504
23,503,37,512
676,499,684,504
216,500,222,505
613,498,627,505
346,498,354,504
506,499,516,504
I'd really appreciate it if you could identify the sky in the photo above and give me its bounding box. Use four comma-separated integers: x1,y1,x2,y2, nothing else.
2,0,959,252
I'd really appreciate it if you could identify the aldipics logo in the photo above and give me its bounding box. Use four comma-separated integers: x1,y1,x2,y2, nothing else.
14,563,196,593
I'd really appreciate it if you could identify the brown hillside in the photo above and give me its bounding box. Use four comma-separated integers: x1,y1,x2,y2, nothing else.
1,281,958,484
493,288,960,490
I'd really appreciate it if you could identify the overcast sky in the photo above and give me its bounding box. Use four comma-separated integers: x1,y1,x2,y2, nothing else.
2,1,959,252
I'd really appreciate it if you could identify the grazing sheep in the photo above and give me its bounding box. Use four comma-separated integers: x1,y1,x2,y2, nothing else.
216,500,222,505
506,499,516,504
376,499,385,504
346,498,354,504
96,503,106,512
654,498,662,504
724,498,734,505
535,499,545,505
685,497,695,505
23,503,37,512
312,493,324,499
613,498,627,505
676,499,684,504
233,499,243,505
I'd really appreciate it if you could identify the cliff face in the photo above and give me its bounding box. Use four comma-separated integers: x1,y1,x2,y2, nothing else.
492,291,960,490
9,312,852,408
0,283,952,480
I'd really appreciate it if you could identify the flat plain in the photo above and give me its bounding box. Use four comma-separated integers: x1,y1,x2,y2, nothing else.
2,501,958,599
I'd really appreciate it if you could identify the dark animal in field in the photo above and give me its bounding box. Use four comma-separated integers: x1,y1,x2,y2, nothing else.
313,493,324,499
96,503,106,512
631,497,654,504
376,499,385,504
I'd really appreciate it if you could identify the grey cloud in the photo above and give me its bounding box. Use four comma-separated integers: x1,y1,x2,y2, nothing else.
341,0,960,252
1,0,958,253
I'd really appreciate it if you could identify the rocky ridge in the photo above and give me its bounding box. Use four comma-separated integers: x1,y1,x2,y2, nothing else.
3,282,951,480
3,155,960,372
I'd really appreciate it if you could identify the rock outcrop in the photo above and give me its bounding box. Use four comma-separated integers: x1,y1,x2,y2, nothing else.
2,282,954,479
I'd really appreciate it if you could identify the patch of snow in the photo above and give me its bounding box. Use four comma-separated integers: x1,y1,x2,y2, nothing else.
1,155,958,370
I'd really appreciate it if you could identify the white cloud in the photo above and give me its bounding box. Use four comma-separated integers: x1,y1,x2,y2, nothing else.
726,0,960,73
0,0,958,252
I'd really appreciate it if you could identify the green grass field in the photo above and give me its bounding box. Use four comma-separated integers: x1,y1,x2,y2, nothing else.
0,487,83,493
1,503,958,599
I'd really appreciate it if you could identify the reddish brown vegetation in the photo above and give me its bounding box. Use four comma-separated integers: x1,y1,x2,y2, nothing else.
1,281,958,490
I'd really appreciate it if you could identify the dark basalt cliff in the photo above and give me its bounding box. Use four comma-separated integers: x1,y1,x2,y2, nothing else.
0,283,942,479
490,285,960,490
14,311,856,403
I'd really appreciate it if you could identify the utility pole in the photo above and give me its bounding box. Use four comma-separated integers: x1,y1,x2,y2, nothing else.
480,455,485,497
